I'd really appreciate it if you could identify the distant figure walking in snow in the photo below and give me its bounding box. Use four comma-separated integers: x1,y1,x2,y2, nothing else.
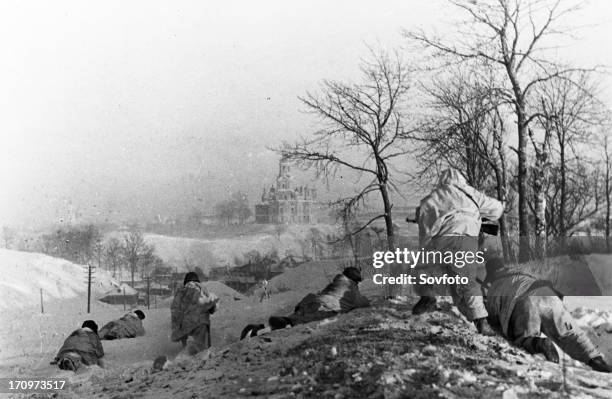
51,320,105,372
171,272,219,354
241,267,370,339
98,310,146,340
485,257,612,372
259,279,271,302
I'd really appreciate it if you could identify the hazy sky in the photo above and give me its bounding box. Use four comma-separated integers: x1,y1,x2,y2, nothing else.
1,0,611,227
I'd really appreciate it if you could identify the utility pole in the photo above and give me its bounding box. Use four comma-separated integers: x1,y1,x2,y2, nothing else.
87,263,92,313
85,263,95,314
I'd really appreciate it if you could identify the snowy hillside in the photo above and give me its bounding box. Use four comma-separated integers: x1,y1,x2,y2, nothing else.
0,249,133,311
143,224,341,273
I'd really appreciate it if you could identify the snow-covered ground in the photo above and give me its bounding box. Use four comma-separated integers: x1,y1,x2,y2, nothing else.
0,248,134,313
3,247,612,397
141,224,341,273
0,249,315,380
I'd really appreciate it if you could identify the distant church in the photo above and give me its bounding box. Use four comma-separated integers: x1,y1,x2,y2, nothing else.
255,158,317,224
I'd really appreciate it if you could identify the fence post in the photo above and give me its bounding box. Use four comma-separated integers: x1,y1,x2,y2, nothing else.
146,277,150,310
40,288,44,314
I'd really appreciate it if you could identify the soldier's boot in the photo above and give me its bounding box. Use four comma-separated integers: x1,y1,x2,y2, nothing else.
152,355,168,373
59,358,76,371
269,316,294,330
474,318,496,336
412,296,438,315
240,324,265,340
588,356,612,373
531,337,559,363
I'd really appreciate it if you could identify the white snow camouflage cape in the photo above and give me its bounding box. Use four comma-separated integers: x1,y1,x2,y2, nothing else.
418,169,504,247
171,281,219,342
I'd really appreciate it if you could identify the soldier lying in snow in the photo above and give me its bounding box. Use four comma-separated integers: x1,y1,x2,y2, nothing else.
98,310,146,340
171,272,219,353
484,257,612,372
241,267,370,339
51,320,105,372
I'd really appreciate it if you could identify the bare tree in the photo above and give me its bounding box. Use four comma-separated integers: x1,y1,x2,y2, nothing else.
123,230,154,287
104,237,123,278
41,224,101,264
214,191,252,225
279,49,413,252
406,0,598,261
2,226,16,249
603,133,612,251
534,71,605,237
414,66,515,260
232,191,253,224
139,250,160,280
528,124,553,258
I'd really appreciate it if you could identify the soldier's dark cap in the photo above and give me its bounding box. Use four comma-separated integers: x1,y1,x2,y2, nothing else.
134,310,145,320
343,267,362,283
184,271,200,285
82,320,99,334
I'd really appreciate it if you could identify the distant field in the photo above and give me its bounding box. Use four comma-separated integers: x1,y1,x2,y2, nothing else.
145,223,275,240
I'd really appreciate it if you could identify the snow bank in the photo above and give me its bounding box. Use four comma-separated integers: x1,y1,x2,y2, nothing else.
572,306,612,332
0,249,132,311
268,259,342,294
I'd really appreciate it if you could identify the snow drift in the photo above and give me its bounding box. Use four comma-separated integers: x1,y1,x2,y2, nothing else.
0,248,133,311
143,224,340,274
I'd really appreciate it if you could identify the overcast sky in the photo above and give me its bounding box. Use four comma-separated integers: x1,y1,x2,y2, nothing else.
1,0,611,227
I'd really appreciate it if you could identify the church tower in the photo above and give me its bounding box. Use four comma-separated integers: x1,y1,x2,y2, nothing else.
276,157,292,191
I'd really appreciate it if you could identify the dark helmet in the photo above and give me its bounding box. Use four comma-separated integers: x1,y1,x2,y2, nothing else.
183,271,200,285
81,320,99,334
343,267,363,283
134,310,145,320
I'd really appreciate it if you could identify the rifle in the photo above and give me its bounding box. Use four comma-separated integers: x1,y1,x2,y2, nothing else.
405,211,499,237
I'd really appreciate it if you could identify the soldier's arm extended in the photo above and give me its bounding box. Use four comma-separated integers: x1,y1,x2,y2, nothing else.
464,185,504,221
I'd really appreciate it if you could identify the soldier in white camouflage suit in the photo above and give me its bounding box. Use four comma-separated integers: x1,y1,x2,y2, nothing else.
414,168,504,336
99,310,145,340
171,272,219,353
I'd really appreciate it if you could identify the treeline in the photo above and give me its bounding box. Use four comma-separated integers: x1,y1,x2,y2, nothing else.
213,191,252,225
40,225,170,286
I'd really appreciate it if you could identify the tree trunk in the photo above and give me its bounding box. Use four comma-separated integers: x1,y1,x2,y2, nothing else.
493,165,512,262
131,261,136,287
380,184,395,250
606,175,610,253
606,139,611,253
533,128,550,260
559,139,566,236
534,193,546,259
517,109,531,262
379,182,395,298
504,60,530,262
